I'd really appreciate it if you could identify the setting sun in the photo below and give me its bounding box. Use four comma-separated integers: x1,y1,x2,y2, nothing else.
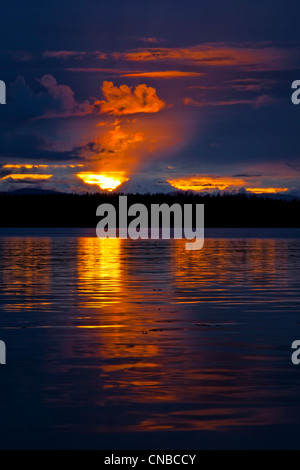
77,172,129,191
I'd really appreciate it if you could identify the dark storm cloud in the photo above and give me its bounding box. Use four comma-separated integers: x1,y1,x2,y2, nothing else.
0,133,84,161
0,131,110,162
6,75,92,120
83,141,114,154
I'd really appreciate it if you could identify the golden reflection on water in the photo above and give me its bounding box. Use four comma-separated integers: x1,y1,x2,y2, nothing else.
0,235,298,434
76,237,161,363
77,237,122,307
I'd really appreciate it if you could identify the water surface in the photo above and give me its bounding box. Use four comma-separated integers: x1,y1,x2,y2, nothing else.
0,229,300,449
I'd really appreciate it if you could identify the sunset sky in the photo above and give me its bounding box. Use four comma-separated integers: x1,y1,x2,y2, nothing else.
0,0,300,194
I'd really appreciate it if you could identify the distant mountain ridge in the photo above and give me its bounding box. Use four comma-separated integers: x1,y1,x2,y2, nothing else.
2,180,300,200
2,188,62,195
116,177,174,194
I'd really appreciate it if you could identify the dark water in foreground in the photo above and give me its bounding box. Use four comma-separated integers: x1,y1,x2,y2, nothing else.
0,228,300,449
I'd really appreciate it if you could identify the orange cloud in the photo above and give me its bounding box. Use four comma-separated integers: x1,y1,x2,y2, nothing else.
118,43,297,71
3,164,49,169
1,174,53,181
100,125,144,154
3,164,83,169
122,71,204,78
246,188,288,194
167,176,246,191
167,175,291,194
94,81,166,115
78,124,146,181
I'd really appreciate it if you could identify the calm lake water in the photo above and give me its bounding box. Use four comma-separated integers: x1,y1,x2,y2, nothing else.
0,228,300,449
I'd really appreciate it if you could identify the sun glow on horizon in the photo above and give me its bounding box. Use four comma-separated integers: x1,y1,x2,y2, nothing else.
167,177,290,194
167,176,246,191
77,172,129,191
245,187,288,194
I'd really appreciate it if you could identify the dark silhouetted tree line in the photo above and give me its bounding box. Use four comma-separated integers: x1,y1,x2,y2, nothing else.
0,192,299,227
